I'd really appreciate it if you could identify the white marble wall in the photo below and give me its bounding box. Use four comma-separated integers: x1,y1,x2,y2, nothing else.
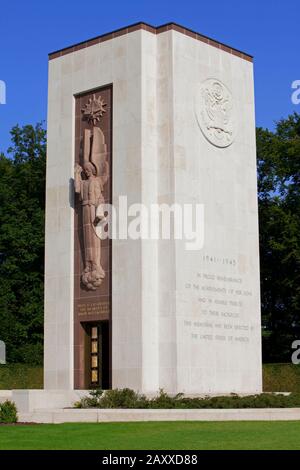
45,31,145,389
45,28,262,394
170,32,262,394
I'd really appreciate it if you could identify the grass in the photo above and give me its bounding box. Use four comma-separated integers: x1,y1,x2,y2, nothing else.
263,363,300,392
0,365,300,450
1,421,300,450
0,364,43,389
1,363,300,392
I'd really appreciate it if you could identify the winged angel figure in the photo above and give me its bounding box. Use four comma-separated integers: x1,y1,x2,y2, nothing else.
74,95,109,291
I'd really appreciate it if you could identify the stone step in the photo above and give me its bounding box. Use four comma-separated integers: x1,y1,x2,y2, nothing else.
18,407,300,424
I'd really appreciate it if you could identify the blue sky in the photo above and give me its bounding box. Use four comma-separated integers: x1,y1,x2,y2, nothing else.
0,0,299,153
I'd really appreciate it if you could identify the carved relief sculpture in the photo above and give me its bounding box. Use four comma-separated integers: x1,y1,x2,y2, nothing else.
74,94,109,291
195,79,235,148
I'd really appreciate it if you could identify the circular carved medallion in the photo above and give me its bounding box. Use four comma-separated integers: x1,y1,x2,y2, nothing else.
195,79,235,148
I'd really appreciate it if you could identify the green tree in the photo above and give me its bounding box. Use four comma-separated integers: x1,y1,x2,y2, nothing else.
257,112,300,362
0,123,46,364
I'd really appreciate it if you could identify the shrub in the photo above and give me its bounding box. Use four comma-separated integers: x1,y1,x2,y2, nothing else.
0,400,18,423
74,389,104,408
75,388,148,409
74,389,300,409
100,388,148,409
149,390,184,409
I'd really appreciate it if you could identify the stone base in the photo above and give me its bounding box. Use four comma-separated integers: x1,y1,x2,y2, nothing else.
6,390,88,412
0,390,12,403
18,408,300,424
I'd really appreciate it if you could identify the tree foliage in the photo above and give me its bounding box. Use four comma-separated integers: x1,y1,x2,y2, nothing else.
257,112,300,362
0,123,46,364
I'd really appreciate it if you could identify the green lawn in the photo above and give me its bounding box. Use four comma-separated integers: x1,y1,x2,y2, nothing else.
263,364,300,392
0,364,43,389
1,363,300,392
1,421,300,450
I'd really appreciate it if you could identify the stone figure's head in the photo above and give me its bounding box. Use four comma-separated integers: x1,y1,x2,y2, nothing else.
83,162,97,178
212,81,223,101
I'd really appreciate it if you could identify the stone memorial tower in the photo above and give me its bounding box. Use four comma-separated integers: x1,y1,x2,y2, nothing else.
43,22,262,400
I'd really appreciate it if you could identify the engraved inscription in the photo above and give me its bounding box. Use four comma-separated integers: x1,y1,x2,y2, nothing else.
183,258,254,345
77,301,110,317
